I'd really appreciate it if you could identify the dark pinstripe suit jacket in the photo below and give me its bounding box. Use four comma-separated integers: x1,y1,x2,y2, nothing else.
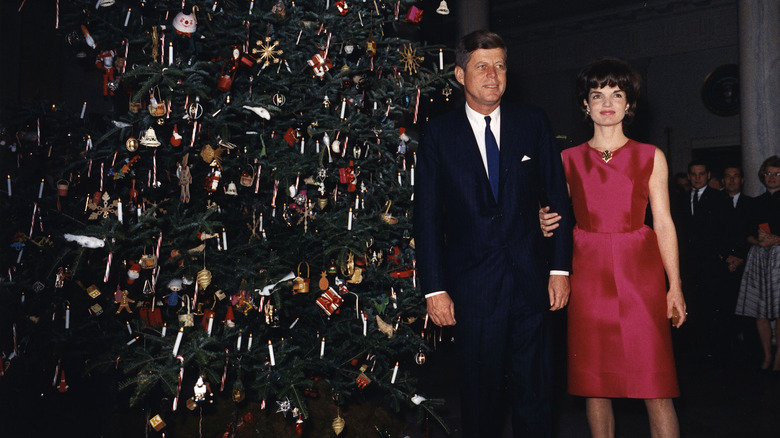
413,102,572,316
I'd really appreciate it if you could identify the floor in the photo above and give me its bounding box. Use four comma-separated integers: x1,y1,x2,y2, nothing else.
406,315,780,438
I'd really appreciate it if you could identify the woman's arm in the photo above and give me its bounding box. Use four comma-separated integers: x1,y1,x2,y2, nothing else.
648,148,687,328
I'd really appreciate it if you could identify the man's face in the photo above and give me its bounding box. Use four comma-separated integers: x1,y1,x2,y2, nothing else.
688,165,710,190
455,48,507,115
722,167,743,195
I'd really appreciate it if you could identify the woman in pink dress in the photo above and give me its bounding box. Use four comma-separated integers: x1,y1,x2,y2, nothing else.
542,58,687,437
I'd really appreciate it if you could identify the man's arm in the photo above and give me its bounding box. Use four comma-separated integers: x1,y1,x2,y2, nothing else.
414,122,454,325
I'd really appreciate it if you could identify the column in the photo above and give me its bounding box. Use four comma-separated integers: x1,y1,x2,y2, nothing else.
457,0,490,38
738,0,780,195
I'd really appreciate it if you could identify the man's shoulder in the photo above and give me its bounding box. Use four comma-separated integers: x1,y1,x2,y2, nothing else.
500,102,548,121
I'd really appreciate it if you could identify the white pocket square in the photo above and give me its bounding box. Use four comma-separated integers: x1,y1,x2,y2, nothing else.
521,155,532,162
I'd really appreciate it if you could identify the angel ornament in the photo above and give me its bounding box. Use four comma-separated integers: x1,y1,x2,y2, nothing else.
177,153,192,203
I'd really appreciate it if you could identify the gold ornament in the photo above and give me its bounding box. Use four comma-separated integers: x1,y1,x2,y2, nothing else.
415,350,426,365
376,315,394,338
197,268,212,289
232,388,245,403
318,272,329,291
200,144,224,168
252,37,283,67
399,43,424,74
332,415,345,436
126,136,139,152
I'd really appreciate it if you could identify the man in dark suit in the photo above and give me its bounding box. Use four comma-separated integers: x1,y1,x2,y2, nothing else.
676,160,735,359
721,166,755,356
722,166,753,271
414,30,572,438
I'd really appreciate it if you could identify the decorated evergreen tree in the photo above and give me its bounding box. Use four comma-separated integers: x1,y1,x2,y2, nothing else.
0,0,456,435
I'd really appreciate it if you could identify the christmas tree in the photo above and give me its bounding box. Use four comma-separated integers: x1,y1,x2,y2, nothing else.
0,0,455,436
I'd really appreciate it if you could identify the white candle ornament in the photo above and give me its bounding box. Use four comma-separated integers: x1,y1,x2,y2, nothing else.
65,306,70,329
391,362,399,384
161,323,167,337
207,315,214,336
340,98,347,119
439,48,444,70
38,179,44,199
117,198,123,223
126,321,133,334
168,42,173,65
172,327,184,356
247,333,253,351
236,331,242,351
320,337,325,358
347,208,353,231
222,228,228,251
124,8,131,26
80,101,87,119
268,340,276,366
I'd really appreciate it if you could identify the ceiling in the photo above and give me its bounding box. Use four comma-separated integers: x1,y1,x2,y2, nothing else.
490,0,716,34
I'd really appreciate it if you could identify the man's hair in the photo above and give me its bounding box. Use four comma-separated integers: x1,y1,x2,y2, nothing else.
758,155,780,184
455,30,506,70
687,159,709,174
576,57,642,123
723,165,743,178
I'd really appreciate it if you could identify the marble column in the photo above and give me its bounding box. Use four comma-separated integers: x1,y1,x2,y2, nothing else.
457,0,490,38
738,0,780,195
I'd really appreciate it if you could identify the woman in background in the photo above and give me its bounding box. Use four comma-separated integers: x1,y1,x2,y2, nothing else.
735,155,780,370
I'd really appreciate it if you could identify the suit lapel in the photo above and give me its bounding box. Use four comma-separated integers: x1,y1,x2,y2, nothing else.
498,106,525,196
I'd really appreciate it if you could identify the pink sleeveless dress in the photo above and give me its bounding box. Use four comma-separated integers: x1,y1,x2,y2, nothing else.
562,140,679,398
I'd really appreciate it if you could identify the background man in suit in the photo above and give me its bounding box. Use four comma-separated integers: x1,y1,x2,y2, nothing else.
722,166,755,357
723,166,753,273
676,160,735,360
414,30,573,438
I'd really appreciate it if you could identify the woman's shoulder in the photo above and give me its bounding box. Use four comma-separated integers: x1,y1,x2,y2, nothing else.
561,142,590,158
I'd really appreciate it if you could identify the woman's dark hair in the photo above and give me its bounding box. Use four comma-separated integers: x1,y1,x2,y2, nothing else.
758,155,780,185
576,57,641,123
455,30,506,70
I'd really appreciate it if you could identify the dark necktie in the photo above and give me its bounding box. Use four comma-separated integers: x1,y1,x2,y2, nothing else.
692,189,700,215
484,116,500,200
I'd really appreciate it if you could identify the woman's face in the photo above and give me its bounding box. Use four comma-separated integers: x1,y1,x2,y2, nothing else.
585,85,629,128
764,166,780,192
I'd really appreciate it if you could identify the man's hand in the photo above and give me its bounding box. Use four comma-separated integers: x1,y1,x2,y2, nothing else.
539,206,562,237
426,293,456,327
548,274,570,311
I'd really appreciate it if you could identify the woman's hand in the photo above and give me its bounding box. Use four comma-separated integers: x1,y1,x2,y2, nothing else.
667,287,687,329
539,206,562,237
758,229,780,247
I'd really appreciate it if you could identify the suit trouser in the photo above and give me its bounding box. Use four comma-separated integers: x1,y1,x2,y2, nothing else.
453,272,552,438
